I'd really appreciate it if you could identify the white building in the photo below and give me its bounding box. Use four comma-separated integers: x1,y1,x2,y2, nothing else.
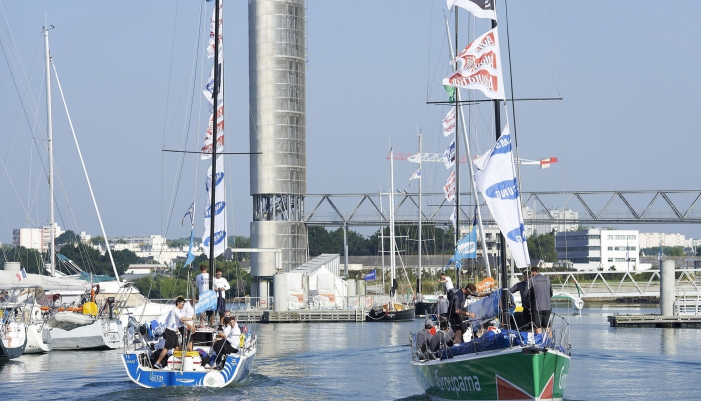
522,207,579,237
41,223,63,253
13,224,63,252
638,232,686,249
556,228,651,271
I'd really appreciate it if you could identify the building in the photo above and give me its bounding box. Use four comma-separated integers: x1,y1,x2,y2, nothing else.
522,207,579,237
638,232,686,249
13,223,63,253
555,228,651,271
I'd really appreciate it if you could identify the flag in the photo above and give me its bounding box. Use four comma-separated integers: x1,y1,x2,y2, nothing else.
195,290,218,314
407,153,421,163
409,168,421,181
443,171,456,201
206,2,223,59
15,268,27,282
442,107,456,137
443,140,456,169
363,270,376,281
203,155,227,258
443,85,456,103
182,202,195,226
443,27,505,100
201,104,225,160
473,124,530,268
446,227,477,268
184,230,196,269
450,206,457,229
473,204,479,227
447,0,496,20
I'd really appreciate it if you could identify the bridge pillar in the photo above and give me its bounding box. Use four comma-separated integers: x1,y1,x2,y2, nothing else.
660,259,675,316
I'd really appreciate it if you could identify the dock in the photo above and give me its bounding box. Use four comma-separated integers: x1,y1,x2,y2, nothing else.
232,309,367,323
607,314,701,328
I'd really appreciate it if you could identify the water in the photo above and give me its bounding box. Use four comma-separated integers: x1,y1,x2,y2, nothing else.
1,304,700,400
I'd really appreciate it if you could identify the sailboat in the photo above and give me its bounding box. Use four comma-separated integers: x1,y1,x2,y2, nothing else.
366,148,416,322
410,1,571,399
122,0,256,387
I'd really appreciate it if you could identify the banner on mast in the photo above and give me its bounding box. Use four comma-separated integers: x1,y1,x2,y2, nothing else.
203,155,227,258
207,2,223,59
447,0,496,20
473,124,530,268
443,171,456,202
201,104,225,160
409,168,421,181
443,140,456,169
442,107,456,137
446,226,478,269
443,27,505,100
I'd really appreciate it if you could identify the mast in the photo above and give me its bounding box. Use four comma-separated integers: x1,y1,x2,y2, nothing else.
492,17,508,292
43,26,55,277
208,0,221,290
417,131,422,296
389,148,397,304
453,8,461,290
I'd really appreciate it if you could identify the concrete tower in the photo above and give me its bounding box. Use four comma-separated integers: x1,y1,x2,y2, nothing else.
248,0,307,298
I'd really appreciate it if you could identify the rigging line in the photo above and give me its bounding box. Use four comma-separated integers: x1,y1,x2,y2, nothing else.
503,0,522,189
161,0,181,148
527,0,560,96
427,97,562,105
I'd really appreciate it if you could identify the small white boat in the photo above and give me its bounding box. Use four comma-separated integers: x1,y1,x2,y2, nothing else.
49,311,96,330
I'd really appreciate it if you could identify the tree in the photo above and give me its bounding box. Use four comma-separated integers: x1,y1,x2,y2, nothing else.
527,231,557,263
0,245,45,274
90,236,105,246
56,230,80,245
57,243,138,276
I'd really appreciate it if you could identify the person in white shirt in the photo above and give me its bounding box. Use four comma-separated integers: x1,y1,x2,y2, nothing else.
211,316,240,368
439,272,455,303
196,264,214,325
178,298,196,351
153,297,193,369
212,268,230,325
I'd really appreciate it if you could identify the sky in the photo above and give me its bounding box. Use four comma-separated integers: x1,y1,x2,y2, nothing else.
1,0,700,245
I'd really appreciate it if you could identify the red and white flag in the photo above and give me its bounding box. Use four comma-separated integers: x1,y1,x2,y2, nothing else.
442,107,456,137
443,171,456,201
443,27,505,100
15,268,27,282
201,104,225,160
447,0,496,20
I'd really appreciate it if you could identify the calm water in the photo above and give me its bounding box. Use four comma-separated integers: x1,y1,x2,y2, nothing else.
1,304,700,400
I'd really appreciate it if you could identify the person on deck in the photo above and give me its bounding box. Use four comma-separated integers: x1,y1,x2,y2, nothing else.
213,268,230,326
415,319,434,356
430,319,455,352
153,297,193,369
211,316,240,369
450,285,477,343
195,264,213,325
509,269,532,330
178,297,196,351
437,294,449,318
439,272,455,303
529,266,553,335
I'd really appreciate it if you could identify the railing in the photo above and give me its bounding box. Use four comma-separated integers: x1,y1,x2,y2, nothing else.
540,268,701,298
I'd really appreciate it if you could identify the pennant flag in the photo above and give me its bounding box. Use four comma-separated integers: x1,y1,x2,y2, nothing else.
409,168,421,181
443,171,456,201
184,230,196,269
443,85,456,103
443,27,505,100
442,107,456,137
363,270,377,281
446,227,478,268
443,140,456,169
15,268,27,282
473,124,530,268
447,0,496,20
182,202,195,226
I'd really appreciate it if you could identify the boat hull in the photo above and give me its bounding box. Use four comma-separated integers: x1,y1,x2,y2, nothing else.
410,346,570,400
415,301,437,317
24,323,52,353
366,307,415,322
51,319,122,350
122,350,256,388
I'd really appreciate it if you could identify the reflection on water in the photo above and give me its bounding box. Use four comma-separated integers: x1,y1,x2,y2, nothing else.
1,304,700,400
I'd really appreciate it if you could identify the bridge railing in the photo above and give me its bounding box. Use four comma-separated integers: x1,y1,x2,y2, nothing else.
541,268,701,298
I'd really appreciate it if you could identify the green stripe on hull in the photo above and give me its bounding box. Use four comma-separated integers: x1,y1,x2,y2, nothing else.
410,347,570,400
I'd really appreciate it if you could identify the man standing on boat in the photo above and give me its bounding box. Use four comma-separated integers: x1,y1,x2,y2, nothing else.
509,269,532,330
439,272,455,302
529,266,553,335
213,268,230,326
153,296,194,369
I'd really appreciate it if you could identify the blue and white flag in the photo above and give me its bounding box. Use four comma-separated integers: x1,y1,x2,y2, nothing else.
184,230,196,269
363,270,376,281
182,202,195,226
446,227,477,268
443,140,456,169
409,168,421,181
473,124,530,268
15,268,27,282
195,290,218,314
203,155,227,258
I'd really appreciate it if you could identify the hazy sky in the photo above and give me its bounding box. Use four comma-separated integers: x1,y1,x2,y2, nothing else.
1,0,700,245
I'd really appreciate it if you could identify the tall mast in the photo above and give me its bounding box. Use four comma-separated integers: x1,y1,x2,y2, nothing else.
208,0,221,290
417,132,422,295
453,9,461,289
43,26,55,277
389,148,396,302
